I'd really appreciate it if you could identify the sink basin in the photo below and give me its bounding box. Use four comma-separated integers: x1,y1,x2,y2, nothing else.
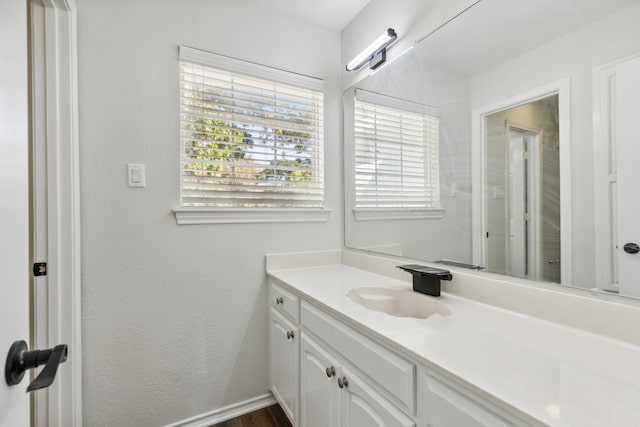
346,287,451,319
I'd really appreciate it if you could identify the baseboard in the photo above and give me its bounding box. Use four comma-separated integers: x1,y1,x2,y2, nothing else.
163,393,277,427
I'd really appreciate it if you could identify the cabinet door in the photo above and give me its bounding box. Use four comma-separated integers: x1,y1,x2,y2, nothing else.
423,374,517,427
300,334,341,427
340,367,415,427
269,308,299,425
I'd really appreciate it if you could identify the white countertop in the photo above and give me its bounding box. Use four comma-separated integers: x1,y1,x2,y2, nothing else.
267,262,640,427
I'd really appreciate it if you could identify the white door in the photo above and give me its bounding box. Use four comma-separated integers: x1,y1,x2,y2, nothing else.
269,308,298,425
340,367,414,427
0,0,30,425
506,129,541,280
507,131,528,277
300,334,341,427
616,56,640,298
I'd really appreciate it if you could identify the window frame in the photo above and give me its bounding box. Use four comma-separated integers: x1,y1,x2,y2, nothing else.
350,89,444,221
174,46,330,224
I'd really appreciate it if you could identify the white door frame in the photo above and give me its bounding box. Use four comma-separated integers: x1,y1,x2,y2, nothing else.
29,0,82,425
471,78,572,285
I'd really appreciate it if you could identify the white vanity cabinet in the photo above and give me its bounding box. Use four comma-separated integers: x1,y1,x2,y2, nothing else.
300,333,415,427
298,295,416,427
268,278,532,427
265,255,640,426
269,282,300,425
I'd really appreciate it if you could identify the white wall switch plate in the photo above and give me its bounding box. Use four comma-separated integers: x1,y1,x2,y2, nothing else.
127,163,146,188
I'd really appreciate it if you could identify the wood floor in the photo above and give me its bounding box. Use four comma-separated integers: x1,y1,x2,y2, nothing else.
210,404,292,427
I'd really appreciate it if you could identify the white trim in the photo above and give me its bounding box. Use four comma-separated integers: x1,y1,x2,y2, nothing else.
30,3,49,424
471,111,484,267
558,79,573,285
162,394,277,427
471,79,571,284
355,88,440,116
352,208,444,221
593,62,618,290
30,1,82,426
174,208,331,225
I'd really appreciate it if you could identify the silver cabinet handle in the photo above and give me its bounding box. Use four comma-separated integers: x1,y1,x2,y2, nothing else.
286,330,295,340
325,366,336,378
337,376,348,388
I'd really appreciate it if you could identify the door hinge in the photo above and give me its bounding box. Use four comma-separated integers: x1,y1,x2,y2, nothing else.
33,262,47,277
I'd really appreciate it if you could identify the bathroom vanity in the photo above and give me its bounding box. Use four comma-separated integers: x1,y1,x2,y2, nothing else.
266,250,640,427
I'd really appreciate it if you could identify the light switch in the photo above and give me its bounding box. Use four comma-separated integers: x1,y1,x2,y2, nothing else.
450,182,458,197
127,163,146,188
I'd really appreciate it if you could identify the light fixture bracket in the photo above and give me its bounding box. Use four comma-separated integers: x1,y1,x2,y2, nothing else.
369,49,386,70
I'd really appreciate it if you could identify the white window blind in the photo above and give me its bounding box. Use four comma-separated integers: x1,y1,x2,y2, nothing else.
179,46,324,208
354,89,440,209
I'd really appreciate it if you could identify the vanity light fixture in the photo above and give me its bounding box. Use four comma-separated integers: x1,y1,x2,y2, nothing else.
346,28,397,72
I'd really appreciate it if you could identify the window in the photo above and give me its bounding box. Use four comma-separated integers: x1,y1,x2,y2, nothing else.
176,47,327,224
353,89,441,220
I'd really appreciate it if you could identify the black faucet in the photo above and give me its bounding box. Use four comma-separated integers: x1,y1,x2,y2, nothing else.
397,264,453,297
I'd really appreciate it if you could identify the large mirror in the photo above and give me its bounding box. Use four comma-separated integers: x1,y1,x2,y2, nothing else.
344,0,640,299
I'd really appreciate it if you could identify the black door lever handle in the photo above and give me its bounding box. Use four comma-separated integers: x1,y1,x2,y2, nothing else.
5,340,68,392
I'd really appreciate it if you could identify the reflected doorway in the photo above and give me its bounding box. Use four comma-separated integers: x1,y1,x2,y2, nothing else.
482,94,561,283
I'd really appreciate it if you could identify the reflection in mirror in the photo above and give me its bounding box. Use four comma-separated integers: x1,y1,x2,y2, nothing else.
344,0,640,300
483,95,560,283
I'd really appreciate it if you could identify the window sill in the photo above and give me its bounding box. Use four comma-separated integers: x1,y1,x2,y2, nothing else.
174,207,331,225
352,207,444,221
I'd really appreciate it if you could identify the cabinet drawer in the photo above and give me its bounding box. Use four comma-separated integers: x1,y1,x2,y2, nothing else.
270,281,299,322
423,373,519,427
301,301,415,415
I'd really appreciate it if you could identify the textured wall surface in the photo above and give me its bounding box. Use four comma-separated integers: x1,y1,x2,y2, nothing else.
76,1,342,425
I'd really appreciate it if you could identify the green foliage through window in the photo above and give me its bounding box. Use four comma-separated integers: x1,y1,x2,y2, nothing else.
179,56,324,208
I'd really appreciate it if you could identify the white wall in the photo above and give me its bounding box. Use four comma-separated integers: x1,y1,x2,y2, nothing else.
76,1,342,425
469,2,640,287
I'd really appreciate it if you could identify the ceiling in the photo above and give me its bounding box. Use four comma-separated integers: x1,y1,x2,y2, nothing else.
415,0,639,77
253,0,371,32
